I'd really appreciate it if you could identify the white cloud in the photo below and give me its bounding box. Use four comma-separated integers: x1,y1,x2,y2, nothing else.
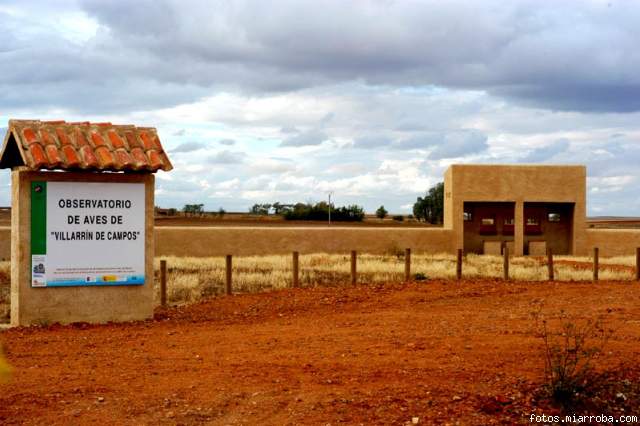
1,2,640,215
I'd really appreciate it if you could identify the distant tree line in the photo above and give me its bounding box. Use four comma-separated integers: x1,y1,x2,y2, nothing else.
250,201,365,222
156,184,442,224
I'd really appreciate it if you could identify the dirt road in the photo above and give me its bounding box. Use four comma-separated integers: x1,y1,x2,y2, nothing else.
1,280,640,425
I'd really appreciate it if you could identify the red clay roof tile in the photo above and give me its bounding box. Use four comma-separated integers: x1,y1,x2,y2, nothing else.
95,146,116,169
130,147,149,169
124,131,142,149
0,119,173,172
79,145,99,168
29,143,48,168
45,144,63,166
61,145,81,168
114,149,134,168
23,128,38,145
108,131,126,149
147,149,163,170
55,128,72,146
138,131,157,151
90,132,107,147
74,128,89,147
40,129,56,146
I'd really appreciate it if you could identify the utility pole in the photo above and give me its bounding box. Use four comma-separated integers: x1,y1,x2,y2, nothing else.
328,192,333,226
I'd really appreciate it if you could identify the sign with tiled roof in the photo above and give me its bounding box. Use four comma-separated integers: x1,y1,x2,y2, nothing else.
6,118,165,325
0,119,173,172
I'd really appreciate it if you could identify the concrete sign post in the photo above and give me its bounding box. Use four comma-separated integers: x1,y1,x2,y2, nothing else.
0,119,172,326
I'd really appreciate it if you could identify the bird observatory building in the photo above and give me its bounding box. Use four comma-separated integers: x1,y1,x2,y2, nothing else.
0,119,172,326
444,164,586,257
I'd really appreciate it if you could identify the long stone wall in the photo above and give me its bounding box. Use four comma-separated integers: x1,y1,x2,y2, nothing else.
3,226,640,260
1,226,454,261
585,229,640,257
155,226,454,257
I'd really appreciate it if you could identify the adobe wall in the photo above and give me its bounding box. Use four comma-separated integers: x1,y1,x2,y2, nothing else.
155,226,454,257
4,225,640,261
0,227,9,261
585,229,640,257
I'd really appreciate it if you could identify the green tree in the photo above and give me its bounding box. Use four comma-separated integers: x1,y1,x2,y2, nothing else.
217,207,226,218
249,203,271,215
375,205,388,219
413,182,444,224
183,204,204,217
272,202,284,215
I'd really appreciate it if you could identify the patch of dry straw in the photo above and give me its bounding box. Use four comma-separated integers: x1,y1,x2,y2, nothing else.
154,253,635,305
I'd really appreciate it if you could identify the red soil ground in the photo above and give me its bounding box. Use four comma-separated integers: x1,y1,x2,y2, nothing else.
1,280,640,425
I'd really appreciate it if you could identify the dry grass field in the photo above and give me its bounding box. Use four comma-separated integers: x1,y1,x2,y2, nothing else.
1,253,636,322
154,253,636,306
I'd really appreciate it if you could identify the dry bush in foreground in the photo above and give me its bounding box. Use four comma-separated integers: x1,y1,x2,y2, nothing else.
532,308,613,410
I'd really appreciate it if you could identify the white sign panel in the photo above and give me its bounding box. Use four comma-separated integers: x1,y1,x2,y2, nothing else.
31,181,145,287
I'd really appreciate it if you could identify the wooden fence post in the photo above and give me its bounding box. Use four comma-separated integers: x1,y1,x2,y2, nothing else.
226,254,233,295
503,246,509,281
405,248,411,282
351,250,357,285
160,259,167,307
456,249,462,280
593,247,599,282
636,247,640,281
547,248,554,281
292,251,299,288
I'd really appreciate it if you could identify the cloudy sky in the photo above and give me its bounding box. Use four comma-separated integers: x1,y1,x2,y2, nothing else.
1,0,640,215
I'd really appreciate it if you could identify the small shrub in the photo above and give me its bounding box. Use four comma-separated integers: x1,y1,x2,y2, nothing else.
534,310,612,408
392,215,404,222
414,272,428,281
